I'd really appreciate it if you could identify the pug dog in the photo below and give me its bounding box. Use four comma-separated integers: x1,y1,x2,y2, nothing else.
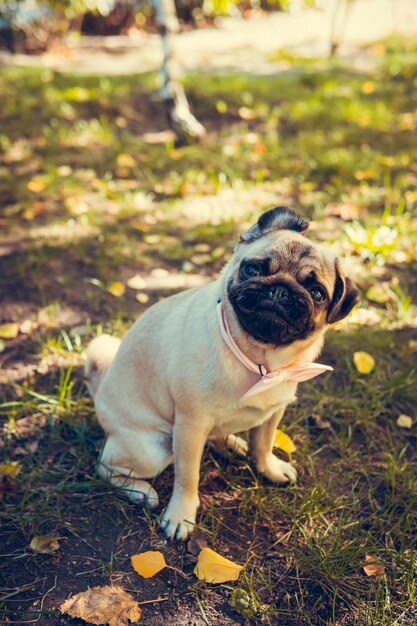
85,206,359,540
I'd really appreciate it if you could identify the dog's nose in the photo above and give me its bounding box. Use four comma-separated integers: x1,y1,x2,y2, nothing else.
259,285,291,308
274,286,290,301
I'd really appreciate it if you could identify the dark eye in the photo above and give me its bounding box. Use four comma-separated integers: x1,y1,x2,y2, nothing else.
241,261,262,279
308,286,327,303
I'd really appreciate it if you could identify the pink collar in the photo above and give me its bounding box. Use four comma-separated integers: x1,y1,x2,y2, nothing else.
216,302,333,401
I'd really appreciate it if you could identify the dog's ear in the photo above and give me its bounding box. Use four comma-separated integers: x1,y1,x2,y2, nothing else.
240,206,309,243
327,259,360,324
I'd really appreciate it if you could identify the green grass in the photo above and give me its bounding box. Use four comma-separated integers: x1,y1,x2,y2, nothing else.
1,34,417,626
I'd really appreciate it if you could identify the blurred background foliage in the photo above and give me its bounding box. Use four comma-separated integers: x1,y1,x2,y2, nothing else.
0,0,320,52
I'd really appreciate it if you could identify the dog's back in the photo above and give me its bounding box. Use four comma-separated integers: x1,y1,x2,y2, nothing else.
84,334,121,397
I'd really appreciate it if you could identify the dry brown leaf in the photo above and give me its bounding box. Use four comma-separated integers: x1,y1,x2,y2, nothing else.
194,547,243,583
308,413,332,430
363,554,386,578
131,551,167,578
60,585,142,626
187,534,209,556
26,441,39,454
29,535,60,554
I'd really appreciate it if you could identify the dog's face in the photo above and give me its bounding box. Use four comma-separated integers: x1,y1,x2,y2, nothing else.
227,207,359,346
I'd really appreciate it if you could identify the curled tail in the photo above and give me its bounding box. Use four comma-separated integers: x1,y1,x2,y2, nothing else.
84,334,121,397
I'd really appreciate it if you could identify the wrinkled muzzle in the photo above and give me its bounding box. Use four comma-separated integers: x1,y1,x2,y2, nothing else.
230,283,315,344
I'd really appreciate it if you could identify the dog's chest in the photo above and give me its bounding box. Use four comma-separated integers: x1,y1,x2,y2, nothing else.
209,380,297,437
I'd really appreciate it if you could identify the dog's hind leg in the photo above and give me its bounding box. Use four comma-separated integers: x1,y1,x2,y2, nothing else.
209,434,248,458
97,462,159,508
98,432,173,509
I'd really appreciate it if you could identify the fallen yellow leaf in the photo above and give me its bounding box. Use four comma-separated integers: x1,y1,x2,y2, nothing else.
366,284,391,304
0,462,21,477
143,235,161,245
27,177,46,192
353,351,375,374
400,113,416,130
131,551,167,578
57,165,73,177
194,547,243,583
362,81,375,94
363,554,385,578
397,414,413,429
107,282,125,298
370,43,385,57
0,323,19,339
115,116,127,128
216,100,228,114
273,429,296,455
29,535,60,554
136,293,149,304
60,585,141,626
130,220,151,233
238,106,257,120
117,153,137,168
23,201,47,220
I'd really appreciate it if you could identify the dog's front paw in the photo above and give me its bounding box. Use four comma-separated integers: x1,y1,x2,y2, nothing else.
258,454,297,485
160,496,199,541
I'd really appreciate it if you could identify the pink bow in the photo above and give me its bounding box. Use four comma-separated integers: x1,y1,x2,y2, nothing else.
217,303,333,401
